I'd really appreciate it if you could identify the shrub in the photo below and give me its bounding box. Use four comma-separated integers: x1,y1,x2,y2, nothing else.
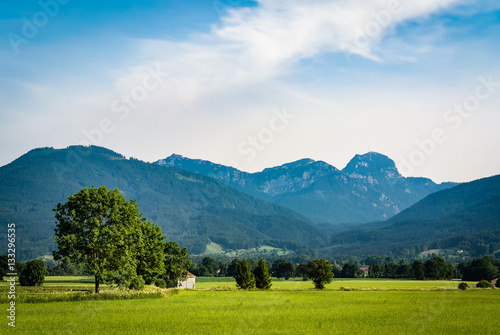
155,278,166,288
19,259,46,286
129,275,145,290
458,282,469,291
476,280,494,289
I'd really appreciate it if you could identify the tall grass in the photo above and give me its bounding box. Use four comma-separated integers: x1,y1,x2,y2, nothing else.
4,288,499,334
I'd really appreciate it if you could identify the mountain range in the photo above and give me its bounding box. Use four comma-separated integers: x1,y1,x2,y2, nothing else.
1,145,498,260
157,152,455,226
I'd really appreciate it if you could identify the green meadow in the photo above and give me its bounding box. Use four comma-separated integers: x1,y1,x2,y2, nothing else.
2,277,499,334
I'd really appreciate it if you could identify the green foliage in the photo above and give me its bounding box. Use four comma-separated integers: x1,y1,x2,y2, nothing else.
368,264,383,278
226,259,241,277
458,282,469,290
339,263,364,278
136,222,166,284
234,259,255,290
254,258,272,289
19,259,46,286
424,257,454,280
412,260,425,280
307,259,334,289
476,280,494,289
194,257,220,277
45,261,89,276
295,263,310,281
0,255,8,279
461,256,499,281
163,242,191,285
155,278,167,289
272,259,296,280
53,186,164,293
129,275,145,290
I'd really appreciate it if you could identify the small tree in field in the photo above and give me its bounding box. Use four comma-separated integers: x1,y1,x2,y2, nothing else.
254,258,272,289
308,259,334,289
19,259,46,286
234,259,255,290
458,282,469,290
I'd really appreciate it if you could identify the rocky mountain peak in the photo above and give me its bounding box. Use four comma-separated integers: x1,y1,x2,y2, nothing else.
342,152,400,179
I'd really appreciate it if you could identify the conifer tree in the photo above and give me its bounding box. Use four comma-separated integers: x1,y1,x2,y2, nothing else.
254,258,272,289
234,259,255,289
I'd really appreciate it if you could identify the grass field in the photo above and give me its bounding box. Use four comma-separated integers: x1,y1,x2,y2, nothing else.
2,277,499,334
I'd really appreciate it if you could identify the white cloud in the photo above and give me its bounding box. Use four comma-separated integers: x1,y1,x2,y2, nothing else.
124,0,463,112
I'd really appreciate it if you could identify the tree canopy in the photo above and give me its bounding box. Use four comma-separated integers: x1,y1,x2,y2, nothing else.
53,186,168,293
461,256,499,281
163,241,192,285
272,259,296,280
308,259,334,289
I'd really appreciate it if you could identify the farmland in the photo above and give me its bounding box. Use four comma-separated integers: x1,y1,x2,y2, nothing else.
2,277,499,334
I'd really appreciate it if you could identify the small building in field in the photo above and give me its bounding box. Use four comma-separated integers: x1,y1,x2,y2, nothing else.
490,277,498,287
177,272,196,289
359,266,369,275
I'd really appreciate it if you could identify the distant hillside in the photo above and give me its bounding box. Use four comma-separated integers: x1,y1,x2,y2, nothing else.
0,146,324,259
157,152,455,225
326,175,500,257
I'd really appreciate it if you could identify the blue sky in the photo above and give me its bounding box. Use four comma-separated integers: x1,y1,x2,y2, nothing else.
1,0,499,182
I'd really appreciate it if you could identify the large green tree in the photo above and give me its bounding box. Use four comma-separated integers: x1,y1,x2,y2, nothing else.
234,259,255,290
308,259,334,289
254,258,272,289
53,186,163,293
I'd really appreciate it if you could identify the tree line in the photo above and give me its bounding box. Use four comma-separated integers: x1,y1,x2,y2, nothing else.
188,255,499,282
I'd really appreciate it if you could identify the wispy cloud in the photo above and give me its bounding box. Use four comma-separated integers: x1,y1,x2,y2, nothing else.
125,0,463,109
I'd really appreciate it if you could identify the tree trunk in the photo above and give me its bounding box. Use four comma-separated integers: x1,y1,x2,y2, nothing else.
95,275,99,294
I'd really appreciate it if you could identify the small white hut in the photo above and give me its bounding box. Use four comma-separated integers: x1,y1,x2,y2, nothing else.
177,272,196,289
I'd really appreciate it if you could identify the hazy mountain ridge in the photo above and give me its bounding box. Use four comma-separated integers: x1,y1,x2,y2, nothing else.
157,152,456,225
